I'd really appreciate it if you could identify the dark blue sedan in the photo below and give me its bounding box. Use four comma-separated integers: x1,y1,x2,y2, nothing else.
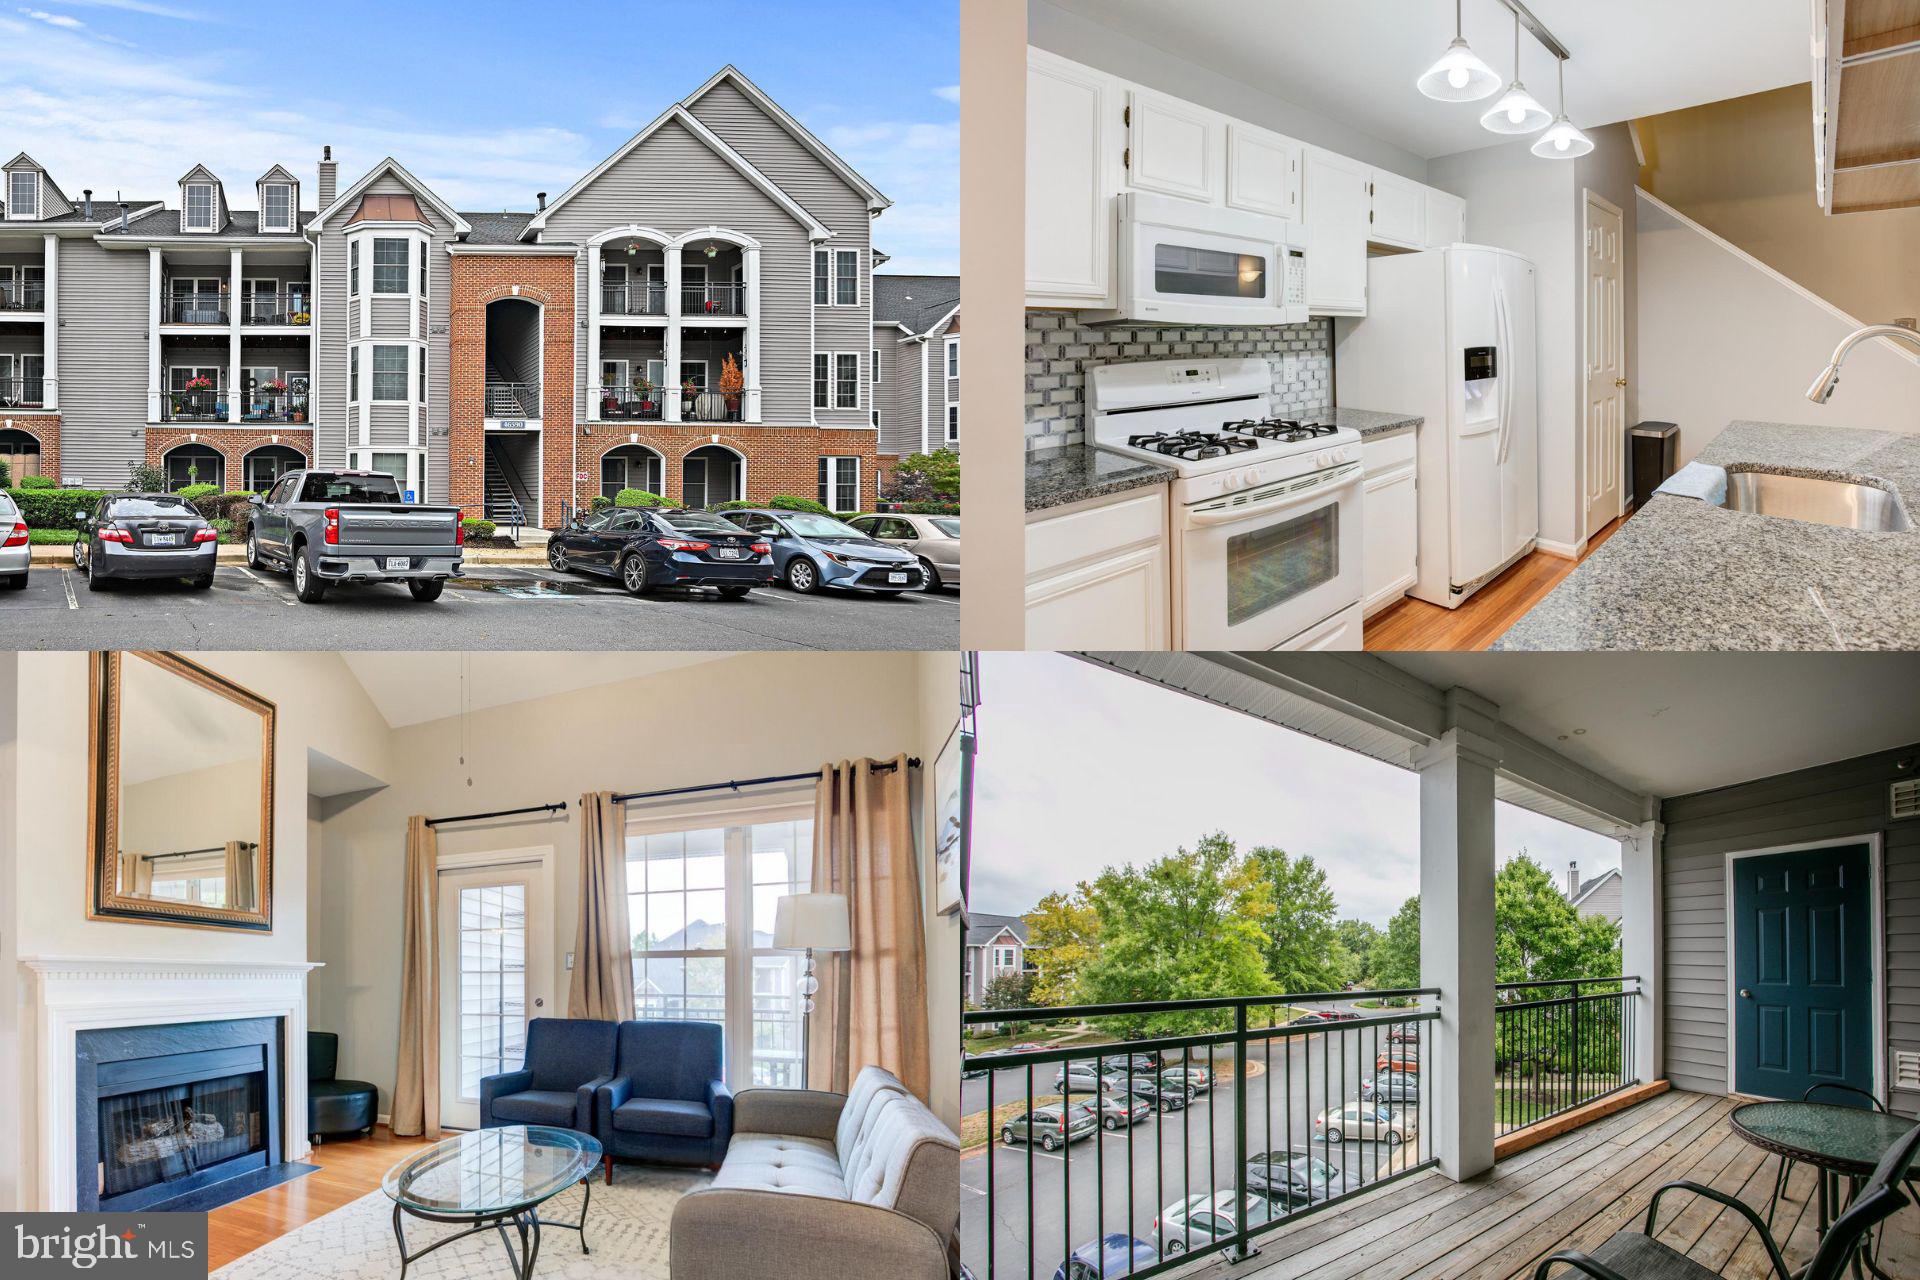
1054,1235,1159,1280
546,506,772,597
722,508,926,594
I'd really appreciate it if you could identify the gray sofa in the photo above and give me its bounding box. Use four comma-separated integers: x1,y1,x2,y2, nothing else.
670,1066,959,1280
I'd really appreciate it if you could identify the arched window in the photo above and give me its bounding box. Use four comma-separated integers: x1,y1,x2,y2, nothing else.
163,444,225,491
242,444,306,492
601,445,665,501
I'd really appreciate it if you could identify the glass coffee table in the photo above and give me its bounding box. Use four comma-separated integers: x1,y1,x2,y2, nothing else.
382,1125,603,1280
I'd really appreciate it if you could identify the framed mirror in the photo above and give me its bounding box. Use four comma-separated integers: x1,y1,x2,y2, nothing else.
88,652,276,932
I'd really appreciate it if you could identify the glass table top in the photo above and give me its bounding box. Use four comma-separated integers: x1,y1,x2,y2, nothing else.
1729,1101,1916,1173
383,1125,603,1216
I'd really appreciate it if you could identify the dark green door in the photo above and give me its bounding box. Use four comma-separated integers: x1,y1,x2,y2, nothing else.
1732,844,1874,1101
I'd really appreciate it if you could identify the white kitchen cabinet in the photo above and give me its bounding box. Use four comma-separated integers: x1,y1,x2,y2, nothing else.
1026,486,1171,649
1304,147,1370,316
1125,87,1218,203
1026,49,1119,307
1225,121,1300,221
1424,187,1467,247
1361,428,1419,616
1368,170,1425,248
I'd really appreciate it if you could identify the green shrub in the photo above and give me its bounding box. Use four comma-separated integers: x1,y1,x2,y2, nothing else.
175,483,219,502
614,489,671,509
461,517,497,540
18,474,55,490
589,495,612,510
5,488,108,530
27,528,77,545
767,495,833,516
0,459,9,488
888,449,960,503
707,499,759,512
209,517,236,543
125,461,168,492
192,490,256,524
895,501,960,516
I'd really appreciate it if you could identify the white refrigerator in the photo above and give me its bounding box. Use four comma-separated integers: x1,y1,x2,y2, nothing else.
1335,244,1537,609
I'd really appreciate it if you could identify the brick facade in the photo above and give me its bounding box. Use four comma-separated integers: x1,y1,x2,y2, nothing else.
579,424,877,509
0,414,60,484
448,255,577,527
145,426,313,488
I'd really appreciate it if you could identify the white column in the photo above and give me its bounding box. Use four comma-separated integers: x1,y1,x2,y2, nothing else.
1415,697,1501,1182
147,248,162,422
1620,818,1665,1086
41,234,58,411
586,241,602,420
743,246,761,423
227,247,243,424
663,247,682,423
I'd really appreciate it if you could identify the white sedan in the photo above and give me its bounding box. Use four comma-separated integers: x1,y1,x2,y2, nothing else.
847,512,959,591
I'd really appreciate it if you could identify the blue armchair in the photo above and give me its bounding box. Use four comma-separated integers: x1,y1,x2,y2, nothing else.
595,1020,733,1181
478,1017,618,1136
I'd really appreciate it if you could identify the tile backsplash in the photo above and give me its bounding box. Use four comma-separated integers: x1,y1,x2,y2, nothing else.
1025,311,1334,452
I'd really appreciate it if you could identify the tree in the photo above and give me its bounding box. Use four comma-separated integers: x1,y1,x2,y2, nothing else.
1493,852,1621,985
886,449,960,502
1370,896,1422,993
1023,888,1098,1008
1245,845,1344,995
981,970,1037,1011
1334,918,1383,987
1074,832,1276,1037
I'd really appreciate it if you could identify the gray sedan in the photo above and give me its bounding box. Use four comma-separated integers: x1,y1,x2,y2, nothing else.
847,512,960,591
0,492,29,589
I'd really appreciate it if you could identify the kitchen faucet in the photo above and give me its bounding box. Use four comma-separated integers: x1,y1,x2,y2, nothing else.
1806,322,1920,402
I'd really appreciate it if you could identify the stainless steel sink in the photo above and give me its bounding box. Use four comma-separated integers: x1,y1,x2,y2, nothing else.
1721,470,1912,532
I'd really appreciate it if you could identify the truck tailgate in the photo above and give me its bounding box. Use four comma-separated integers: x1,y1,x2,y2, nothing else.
334,506,459,547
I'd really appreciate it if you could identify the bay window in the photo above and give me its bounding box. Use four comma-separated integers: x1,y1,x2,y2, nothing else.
370,345,408,401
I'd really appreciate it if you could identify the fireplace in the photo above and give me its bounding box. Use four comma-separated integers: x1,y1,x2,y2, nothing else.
77,1017,283,1212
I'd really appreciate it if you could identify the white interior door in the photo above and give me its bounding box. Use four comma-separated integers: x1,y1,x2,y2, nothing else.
438,850,554,1131
1584,192,1625,536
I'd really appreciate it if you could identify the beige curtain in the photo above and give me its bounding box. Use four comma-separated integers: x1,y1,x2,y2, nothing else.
391,816,441,1139
808,755,930,1102
568,792,635,1020
118,852,152,896
224,841,255,912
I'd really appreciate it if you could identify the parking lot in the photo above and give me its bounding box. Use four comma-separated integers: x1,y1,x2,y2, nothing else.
0,562,959,650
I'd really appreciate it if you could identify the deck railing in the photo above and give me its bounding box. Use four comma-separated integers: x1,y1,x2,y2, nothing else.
0,282,46,312
602,280,670,316
591,384,665,421
0,376,49,409
485,380,539,419
961,989,1440,1280
683,281,745,315
1492,976,1639,1139
240,290,312,325
163,389,223,422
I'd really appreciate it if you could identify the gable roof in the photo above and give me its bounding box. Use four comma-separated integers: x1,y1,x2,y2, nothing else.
1570,867,1621,907
309,157,471,234
461,211,537,245
525,103,829,240
4,152,45,172
966,912,1030,947
255,164,299,187
684,65,890,213
176,163,222,187
3,152,73,214
873,274,959,335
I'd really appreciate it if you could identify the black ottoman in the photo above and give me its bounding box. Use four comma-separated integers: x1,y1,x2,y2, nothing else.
308,1031,378,1143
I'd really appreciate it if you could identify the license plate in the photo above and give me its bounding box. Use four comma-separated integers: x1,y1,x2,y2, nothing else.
888,571,910,584
149,533,176,547
712,547,744,560
384,556,410,571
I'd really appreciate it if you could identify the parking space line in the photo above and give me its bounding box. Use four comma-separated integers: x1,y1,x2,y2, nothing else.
237,566,298,607
60,569,78,610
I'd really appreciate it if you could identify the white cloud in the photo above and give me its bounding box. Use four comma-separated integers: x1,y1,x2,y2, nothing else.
22,9,87,29
51,0,206,19
933,84,959,104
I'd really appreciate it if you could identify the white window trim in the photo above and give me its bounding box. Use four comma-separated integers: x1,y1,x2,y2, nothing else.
832,351,860,410
872,347,881,383
946,337,960,379
819,454,860,513
812,250,829,306
680,359,708,391
371,237,410,295
370,344,409,401
349,238,360,297
261,183,294,233
349,347,359,402
350,447,427,497
599,358,629,396
947,404,960,444
831,248,859,307
168,363,224,391
6,170,40,220
183,182,216,233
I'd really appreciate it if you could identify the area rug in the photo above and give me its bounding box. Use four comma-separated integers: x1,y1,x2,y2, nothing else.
214,1169,710,1280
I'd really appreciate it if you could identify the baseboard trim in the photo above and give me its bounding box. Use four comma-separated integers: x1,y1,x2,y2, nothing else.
1493,1079,1672,1160
1534,537,1587,560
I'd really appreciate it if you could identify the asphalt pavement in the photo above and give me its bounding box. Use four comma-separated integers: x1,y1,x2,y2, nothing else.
0,562,959,650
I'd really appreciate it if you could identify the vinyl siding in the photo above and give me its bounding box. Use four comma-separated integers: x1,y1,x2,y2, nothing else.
313,227,350,468
873,323,922,456
1658,742,1920,1114
56,240,147,484
1575,875,1624,924
539,116,815,425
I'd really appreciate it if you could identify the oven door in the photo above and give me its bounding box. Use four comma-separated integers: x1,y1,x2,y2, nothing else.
1173,464,1363,649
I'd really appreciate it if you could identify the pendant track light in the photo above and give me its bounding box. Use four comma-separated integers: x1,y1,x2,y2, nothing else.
1530,58,1594,158
1417,0,1500,102
1479,9,1551,135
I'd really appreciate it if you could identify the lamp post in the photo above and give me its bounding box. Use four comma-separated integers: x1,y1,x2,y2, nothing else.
774,892,850,1087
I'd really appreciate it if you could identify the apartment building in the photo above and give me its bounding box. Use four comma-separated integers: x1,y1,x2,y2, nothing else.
963,911,1032,1007
871,273,959,475
0,66,914,523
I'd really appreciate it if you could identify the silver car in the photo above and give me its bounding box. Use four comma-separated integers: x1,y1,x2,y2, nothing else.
847,512,960,591
0,493,29,589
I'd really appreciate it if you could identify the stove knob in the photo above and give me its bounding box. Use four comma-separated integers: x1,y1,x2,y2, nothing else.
1317,451,1332,468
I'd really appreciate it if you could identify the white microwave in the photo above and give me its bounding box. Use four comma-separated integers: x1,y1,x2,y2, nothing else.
1087,191,1308,327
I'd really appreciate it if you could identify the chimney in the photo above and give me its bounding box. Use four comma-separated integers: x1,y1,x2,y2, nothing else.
317,145,338,209
82,189,93,220
536,191,547,211
117,199,128,233
1567,860,1579,898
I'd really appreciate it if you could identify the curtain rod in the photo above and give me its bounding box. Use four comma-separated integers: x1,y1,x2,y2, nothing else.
425,801,569,828
613,757,920,806
138,842,257,862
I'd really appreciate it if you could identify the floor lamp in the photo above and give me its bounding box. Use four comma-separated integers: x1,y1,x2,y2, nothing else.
775,892,850,1088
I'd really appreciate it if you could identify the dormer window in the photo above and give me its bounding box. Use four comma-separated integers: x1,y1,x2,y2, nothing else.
184,182,215,232
261,183,292,232
7,170,37,219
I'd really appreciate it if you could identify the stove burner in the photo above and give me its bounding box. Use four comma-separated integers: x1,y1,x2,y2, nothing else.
1127,430,1262,461
1225,418,1341,443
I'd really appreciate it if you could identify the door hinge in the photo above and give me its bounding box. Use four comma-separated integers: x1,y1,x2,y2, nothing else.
1123,105,1131,126
1123,147,1131,170
1369,182,1375,195
1369,210,1374,223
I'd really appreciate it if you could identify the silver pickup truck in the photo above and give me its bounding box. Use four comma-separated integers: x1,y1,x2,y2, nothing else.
246,469,464,603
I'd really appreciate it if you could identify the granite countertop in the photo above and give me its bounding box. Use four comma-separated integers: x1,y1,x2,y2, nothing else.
1496,421,1920,651
1337,407,1423,439
1026,446,1173,514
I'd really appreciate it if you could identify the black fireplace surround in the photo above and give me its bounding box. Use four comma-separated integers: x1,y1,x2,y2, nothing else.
76,1017,283,1212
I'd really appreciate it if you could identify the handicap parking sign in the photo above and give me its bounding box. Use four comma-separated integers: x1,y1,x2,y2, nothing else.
403,489,416,503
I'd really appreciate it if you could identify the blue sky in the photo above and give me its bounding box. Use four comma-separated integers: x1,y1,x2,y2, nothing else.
972,653,1620,927
0,0,958,272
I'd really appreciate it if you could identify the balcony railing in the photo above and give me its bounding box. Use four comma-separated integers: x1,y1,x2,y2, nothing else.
0,376,49,409
0,283,46,312
1493,976,1639,1140
240,290,312,326
683,282,745,316
684,390,742,423
163,389,224,422
592,384,665,421
164,293,228,325
238,390,311,424
961,989,1440,1280
602,280,669,317
485,380,540,419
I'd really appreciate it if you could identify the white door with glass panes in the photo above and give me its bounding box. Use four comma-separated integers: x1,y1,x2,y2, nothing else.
438,850,554,1131
627,807,814,1088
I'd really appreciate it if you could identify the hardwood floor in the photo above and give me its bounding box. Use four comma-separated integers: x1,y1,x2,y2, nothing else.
206,1127,437,1271
1364,514,1626,652
1180,1090,1919,1280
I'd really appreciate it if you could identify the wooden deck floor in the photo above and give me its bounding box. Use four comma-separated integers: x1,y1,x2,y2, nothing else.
1185,1090,1919,1280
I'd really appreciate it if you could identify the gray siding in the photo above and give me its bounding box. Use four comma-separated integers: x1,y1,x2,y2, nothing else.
56,240,147,484
1659,742,1920,1115
1576,875,1624,925
873,323,922,456
313,228,349,469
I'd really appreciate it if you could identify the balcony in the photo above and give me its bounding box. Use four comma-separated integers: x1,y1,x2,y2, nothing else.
485,380,540,420
592,384,664,421
0,282,45,313
240,288,312,327
683,281,745,317
0,375,49,409
163,286,229,326
238,388,310,424
602,280,670,318
162,389,225,423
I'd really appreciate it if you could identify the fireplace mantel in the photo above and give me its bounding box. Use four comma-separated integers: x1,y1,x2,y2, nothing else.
20,955,324,1212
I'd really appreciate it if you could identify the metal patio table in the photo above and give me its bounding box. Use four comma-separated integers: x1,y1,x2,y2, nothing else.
382,1124,602,1279
1729,1100,1915,1280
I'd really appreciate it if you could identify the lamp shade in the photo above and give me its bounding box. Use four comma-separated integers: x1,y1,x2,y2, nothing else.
774,892,851,951
1417,38,1500,102
1481,83,1550,134
1530,116,1593,159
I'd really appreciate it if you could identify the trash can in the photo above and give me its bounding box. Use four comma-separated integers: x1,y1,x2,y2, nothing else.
1629,421,1679,510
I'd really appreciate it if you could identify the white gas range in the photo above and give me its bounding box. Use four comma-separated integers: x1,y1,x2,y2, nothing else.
1090,358,1365,650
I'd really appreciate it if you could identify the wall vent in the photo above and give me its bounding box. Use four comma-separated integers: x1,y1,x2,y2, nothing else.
1896,1048,1920,1091
1892,777,1920,821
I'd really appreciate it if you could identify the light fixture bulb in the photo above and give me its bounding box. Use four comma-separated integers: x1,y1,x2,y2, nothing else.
1480,11,1551,135
1529,60,1592,158
1416,18,1500,103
